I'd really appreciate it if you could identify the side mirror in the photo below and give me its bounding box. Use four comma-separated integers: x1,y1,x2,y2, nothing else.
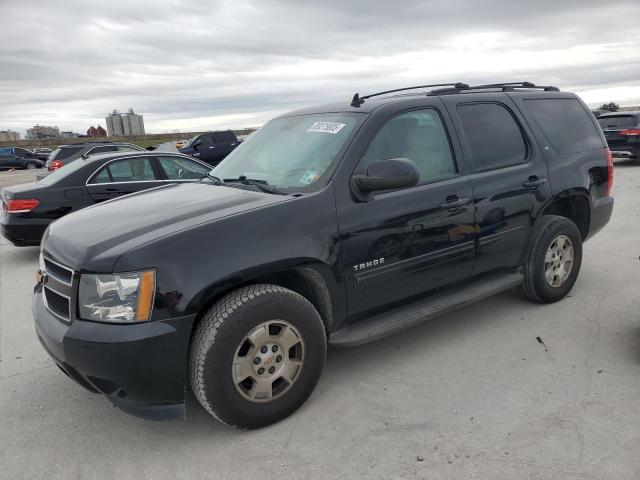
351,158,419,201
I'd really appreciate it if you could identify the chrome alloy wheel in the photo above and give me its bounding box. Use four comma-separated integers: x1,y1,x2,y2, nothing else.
544,234,574,288
233,320,305,403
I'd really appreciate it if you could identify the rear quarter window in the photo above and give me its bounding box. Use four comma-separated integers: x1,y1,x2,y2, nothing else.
597,115,638,129
523,98,603,155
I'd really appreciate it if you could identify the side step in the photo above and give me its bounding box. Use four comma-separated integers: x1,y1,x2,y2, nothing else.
329,271,523,347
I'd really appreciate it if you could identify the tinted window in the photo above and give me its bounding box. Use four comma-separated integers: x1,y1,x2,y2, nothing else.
597,115,637,129
50,146,83,161
91,168,111,184
524,99,603,155
359,109,456,185
158,156,210,180
458,103,527,171
116,145,142,152
88,145,117,155
90,157,156,184
14,148,32,156
0,147,11,155
213,131,235,144
196,134,212,147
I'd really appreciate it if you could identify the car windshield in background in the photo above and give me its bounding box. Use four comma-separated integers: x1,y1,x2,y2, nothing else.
50,146,83,160
598,115,637,129
211,113,364,191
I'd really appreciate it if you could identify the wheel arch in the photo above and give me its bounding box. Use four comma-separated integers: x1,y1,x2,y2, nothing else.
538,189,591,240
187,260,343,342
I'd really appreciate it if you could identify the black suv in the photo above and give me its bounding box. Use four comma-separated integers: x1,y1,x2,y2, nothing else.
597,111,640,161
45,142,145,171
178,129,240,166
33,82,613,428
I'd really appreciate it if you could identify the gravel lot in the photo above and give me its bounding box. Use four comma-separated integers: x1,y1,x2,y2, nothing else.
1,163,640,479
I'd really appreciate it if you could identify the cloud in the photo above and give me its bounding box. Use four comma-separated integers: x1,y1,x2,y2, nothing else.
1,0,639,135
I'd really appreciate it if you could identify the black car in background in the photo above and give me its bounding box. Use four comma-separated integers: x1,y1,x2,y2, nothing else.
179,129,239,166
0,146,49,161
1,151,211,246
597,111,640,161
0,155,45,170
46,142,145,171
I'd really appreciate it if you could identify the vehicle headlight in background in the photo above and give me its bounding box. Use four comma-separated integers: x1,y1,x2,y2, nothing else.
78,270,155,323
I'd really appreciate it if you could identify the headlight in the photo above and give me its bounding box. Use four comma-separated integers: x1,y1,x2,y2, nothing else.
78,270,155,323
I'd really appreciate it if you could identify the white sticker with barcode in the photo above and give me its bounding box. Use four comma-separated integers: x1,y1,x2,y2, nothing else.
307,122,346,134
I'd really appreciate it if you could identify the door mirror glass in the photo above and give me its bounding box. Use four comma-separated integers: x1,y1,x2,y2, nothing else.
351,158,419,199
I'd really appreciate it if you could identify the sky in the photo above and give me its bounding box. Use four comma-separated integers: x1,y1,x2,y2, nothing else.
1,0,639,136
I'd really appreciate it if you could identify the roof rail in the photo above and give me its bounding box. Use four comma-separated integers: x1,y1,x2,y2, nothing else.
428,82,560,96
350,83,469,107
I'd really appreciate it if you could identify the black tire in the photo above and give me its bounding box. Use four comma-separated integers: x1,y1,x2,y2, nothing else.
26,163,37,170
520,215,583,303
190,284,327,429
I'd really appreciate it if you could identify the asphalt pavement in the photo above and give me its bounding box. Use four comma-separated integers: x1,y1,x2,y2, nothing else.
1,162,639,479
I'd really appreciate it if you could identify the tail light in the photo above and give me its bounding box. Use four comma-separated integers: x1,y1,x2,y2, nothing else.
49,160,64,171
619,129,640,137
605,148,614,196
4,198,40,213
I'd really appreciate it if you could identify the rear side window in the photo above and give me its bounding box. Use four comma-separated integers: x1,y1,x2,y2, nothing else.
597,115,637,129
0,147,11,155
457,103,527,171
213,131,235,143
524,99,603,155
51,146,83,160
88,145,117,156
89,157,157,184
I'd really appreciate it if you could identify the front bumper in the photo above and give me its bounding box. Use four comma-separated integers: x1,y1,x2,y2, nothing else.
33,284,197,420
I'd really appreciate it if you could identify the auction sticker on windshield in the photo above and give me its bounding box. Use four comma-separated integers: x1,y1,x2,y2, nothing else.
307,122,346,134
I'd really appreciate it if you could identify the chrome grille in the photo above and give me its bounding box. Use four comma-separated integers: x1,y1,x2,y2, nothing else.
44,286,70,321
43,256,73,285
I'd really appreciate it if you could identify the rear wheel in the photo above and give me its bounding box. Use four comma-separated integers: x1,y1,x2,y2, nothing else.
520,215,583,303
190,284,327,429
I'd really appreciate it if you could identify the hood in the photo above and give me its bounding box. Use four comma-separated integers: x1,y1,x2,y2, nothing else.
43,182,290,272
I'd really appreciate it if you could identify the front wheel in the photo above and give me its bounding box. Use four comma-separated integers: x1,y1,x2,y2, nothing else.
26,163,37,170
520,215,583,303
190,284,327,429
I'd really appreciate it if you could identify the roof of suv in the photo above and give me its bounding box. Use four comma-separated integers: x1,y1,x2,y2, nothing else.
284,81,568,117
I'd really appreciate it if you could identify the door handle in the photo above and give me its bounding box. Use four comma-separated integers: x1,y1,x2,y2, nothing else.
523,176,546,189
440,197,470,211
209,146,215,149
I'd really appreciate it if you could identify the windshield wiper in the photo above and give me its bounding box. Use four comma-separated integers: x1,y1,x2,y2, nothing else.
223,176,284,195
200,172,226,185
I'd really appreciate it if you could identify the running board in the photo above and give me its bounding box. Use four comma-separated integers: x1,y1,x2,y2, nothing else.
329,272,523,347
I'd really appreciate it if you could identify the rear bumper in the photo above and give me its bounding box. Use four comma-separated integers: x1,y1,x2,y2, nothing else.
33,285,197,420
609,144,639,158
586,196,614,241
0,219,48,246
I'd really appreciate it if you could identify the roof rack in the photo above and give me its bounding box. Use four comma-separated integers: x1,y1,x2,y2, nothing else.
428,81,560,96
350,82,560,105
351,83,469,107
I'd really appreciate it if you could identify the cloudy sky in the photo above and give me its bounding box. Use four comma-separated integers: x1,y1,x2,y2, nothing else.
1,0,639,136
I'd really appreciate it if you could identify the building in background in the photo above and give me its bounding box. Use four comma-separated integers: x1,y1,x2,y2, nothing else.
26,124,60,139
105,108,145,136
86,125,107,137
0,130,20,141
61,131,81,138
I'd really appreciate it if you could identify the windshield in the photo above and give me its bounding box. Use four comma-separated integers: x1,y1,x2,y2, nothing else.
210,113,364,191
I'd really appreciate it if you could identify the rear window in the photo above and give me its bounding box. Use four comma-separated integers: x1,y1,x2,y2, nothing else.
597,115,637,129
50,146,83,161
524,98,603,155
